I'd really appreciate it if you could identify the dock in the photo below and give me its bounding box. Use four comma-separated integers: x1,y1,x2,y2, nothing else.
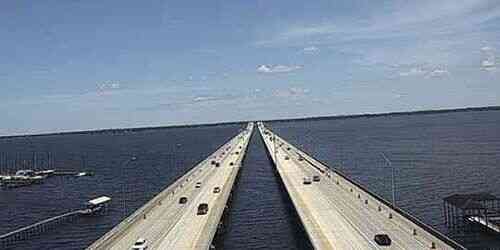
87,122,254,250
257,122,465,250
0,196,111,248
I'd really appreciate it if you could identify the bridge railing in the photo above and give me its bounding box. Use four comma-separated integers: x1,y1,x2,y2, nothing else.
262,126,465,250
0,210,85,248
87,130,244,249
198,127,253,248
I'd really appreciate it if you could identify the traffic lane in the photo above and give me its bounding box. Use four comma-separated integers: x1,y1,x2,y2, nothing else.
153,133,251,249
154,149,239,249
277,148,378,249
109,158,220,249
108,131,246,249
285,145,428,250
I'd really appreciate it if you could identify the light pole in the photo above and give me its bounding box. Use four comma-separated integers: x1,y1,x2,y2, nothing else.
121,156,137,217
381,153,396,207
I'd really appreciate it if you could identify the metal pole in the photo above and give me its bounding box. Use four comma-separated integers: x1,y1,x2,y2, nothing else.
273,134,277,162
381,153,395,207
121,156,137,217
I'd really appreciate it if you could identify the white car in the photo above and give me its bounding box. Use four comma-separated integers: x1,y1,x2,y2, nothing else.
132,238,148,250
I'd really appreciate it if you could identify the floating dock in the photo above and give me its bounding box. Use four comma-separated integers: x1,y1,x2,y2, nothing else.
87,123,254,250
257,122,465,250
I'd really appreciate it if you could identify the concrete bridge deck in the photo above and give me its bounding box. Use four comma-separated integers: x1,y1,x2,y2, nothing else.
257,122,465,250
87,122,254,250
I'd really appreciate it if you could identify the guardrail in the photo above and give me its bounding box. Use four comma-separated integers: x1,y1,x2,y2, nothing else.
260,125,466,250
1,210,86,248
87,129,246,249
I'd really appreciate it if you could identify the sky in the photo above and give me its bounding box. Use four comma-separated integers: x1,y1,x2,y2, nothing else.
1,0,499,135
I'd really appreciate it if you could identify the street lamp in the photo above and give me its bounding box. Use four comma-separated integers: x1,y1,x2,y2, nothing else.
121,156,137,217
381,153,396,207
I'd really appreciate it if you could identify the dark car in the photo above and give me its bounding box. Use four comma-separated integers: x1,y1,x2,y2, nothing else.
313,176,321,182
374,234,391,246
197,203,209,215
213,187,221,193
215,162,220,167
179,197,188,204
303,177,312,185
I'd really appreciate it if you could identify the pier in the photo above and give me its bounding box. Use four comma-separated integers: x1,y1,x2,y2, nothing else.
257,122,465,250
0,196,110,248
87,122,254,250
444,193,500,234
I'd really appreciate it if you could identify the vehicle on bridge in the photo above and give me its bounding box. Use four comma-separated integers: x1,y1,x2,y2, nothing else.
197,203,209,215
374,234,391,246
303,177,312,185
179,197,188,204
132,238,148,250
213,187,221,194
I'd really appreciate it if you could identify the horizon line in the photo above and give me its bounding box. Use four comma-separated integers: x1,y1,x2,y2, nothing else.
1,105,499,139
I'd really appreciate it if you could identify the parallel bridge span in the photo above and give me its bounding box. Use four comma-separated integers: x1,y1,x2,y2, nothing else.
257,122,465,250
87,122,254,250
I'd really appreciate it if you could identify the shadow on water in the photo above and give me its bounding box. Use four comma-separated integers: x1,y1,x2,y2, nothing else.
218,130,312,250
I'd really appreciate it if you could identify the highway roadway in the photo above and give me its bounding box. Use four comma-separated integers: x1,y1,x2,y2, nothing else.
257,122,464,250
88,122,253,250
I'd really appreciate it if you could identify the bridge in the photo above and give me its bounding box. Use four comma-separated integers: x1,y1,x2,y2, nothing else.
257,122,465,250
87,122,254,250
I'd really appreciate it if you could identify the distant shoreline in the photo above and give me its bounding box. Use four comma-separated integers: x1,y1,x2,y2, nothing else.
1,105,499,139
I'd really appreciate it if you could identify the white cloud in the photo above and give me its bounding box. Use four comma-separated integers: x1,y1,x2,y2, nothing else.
257,64,302,73
399,67,426,77
428,68,450,78
481,46,497,71
98,82,121,92
273,87,310,98
303,46,320,53
398,65,450,78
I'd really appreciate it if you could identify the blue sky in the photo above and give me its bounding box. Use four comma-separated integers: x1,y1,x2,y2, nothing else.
1,0,499,135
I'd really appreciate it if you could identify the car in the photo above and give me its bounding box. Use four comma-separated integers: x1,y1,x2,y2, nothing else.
374,234,391,246
303,177,312,185
215,162,220,167
211,160,217,165
179,197,188,204
298,157,304,161
284,156,290,160
313,176,321,182
132,238,148,250
195,182,202,188
213,187,221,193
197,203,209,215
229,162,234,166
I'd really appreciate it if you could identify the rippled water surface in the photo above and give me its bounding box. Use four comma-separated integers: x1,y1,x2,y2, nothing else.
268,110,500,249
1,109,499,249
